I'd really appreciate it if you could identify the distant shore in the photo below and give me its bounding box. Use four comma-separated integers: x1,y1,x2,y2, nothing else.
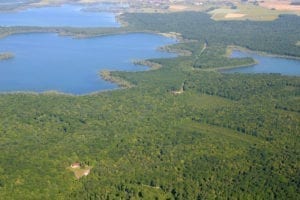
213,45,300,73
227,45,300,61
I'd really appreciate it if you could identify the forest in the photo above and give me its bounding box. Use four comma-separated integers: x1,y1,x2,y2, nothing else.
122,12,300,57
0,11,299,199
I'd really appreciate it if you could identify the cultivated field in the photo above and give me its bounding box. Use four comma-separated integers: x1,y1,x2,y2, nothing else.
210,3,300,21
259,0,300,11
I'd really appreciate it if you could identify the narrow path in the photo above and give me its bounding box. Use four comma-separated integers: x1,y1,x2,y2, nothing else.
142,184,161,189
199,41,207,55
193,41,207,68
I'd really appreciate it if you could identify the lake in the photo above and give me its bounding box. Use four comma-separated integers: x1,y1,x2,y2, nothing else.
223,50,300,76
0,4,119,27
0,33,176,94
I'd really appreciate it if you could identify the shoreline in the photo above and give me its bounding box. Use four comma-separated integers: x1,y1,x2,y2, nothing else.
0,27,183,42
0,90,75,96
0,10,299,96
132,60,162,70
0,28,180,96
227,45,300,61
215,61,258,72
201,59,258,72
211,45,300,72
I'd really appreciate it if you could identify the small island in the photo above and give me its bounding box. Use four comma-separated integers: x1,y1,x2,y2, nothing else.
0,52,14,61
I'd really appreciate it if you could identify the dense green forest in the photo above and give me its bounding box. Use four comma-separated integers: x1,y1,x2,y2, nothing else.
122,12,300,57
0,11,300,199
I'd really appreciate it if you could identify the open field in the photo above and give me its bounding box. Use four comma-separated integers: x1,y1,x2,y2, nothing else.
210,3,300,21
259,0,300,11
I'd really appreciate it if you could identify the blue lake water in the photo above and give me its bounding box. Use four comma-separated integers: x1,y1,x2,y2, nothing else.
0,4,119,27
0,33,176,94
223,50,300,76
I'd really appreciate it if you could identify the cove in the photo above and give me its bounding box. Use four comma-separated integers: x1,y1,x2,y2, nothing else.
223,50,300,76
0,33,176,94
0,4,119,27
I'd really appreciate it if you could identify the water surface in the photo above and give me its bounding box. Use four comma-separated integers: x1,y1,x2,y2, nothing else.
0,4,119,27
223,50,300,76
0,33,176,94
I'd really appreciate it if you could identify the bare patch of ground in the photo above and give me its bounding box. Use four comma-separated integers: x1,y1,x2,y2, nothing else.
67,163,92,179
169,5,188,11
297,41,300,46
225,13,246,18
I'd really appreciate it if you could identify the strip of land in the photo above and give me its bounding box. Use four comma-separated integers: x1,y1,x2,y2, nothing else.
1,0,299,18
100,70,133,89
0,52,14,60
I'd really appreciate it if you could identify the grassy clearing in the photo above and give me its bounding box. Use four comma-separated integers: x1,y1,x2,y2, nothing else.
67,165,92,179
